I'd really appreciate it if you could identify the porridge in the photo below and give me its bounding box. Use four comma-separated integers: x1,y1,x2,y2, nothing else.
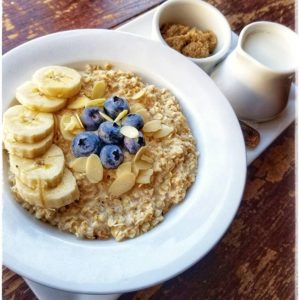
3,64,198,241
160,23,217,58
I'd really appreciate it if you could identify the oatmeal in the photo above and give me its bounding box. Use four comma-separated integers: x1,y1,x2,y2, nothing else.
160,23,217,58
4,64,198,241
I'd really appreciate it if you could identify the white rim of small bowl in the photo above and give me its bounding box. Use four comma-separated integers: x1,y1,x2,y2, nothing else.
152,0,232,64
3,29,246,294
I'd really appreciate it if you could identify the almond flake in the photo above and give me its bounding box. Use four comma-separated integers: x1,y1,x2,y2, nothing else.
116,162,132,177
153,124,174,138
120,126,139,138
143,120,162,133
86,154,103,183
67,95,90,109
69,157,88,173
141,155,153,163
135,108,151,122
91,80,106,99
109,172,136,197
64,117,77,131
134,160,152,170
133,146,149,164
74,113,84,129
99,111,114,122
132,163,139,176
60,113,75,141
131,89,145,100
136,169,153,184
136,175,151,184
114,110,128,123
85,98,106,108
131,103,145,113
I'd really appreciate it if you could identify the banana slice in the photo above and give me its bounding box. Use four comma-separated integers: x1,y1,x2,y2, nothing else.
33,66,81,98
4,132,53,158
3,105,54,143
15,168,79,209
16,81,67,113
10,144,65,189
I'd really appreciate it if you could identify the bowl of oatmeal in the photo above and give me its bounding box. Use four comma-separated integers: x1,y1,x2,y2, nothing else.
3,29,246,293
152,0,232,73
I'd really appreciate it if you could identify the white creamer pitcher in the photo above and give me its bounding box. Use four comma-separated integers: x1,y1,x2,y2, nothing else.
211,21,299,122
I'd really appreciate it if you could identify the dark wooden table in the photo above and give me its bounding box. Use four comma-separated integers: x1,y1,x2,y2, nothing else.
2,0,295,299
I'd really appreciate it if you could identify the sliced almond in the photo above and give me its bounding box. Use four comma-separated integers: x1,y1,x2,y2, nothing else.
99,111,114,122
153,124,174,138
116,162,132,177
134,160,152,170
135,108,151,122
91,80,106,99
114,109,128,123
132,163,139,176
85,98,106,108
67,95,90,109
86,154,103,183
59,113,75,141
64,116,78,131
69,157,88,173
133,146,149,164
141,154,153,163
74,113,84,129
131,89,145,100
136,169,153,184
109,172,136,197
143,120,162,133
131,103,145,113
120,126,139,138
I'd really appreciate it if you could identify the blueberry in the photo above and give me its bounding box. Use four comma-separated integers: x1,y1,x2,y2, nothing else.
81,107,105,131
121,113,144,130
98,121,123,144
100,145,124,169
124,131,145,154
71,132,104,157
104,96,130,119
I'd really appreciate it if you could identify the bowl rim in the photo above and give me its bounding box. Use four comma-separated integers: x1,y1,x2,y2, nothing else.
3,28,246,294
152,0,232,64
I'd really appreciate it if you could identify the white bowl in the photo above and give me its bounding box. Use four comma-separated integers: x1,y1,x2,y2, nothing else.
152,0,232,73
3,29,246,294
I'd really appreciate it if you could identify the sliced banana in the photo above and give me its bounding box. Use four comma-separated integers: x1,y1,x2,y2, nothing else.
3,105,54,143
67,95,90,109
15,168,79,209
10,144,65,189
33,66,81,98
16,81,67,113
4,131,53,159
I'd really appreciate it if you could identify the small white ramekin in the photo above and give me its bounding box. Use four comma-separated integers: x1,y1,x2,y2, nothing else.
152,0,232,73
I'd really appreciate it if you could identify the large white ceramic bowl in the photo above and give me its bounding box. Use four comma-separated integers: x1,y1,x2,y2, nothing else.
3,29,246,294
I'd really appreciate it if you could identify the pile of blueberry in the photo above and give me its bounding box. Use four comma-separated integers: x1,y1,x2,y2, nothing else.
71,96,145,169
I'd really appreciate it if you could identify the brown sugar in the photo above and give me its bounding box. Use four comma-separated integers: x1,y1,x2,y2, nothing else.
160,23,217,58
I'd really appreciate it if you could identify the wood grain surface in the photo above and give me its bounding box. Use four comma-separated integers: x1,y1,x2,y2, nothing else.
2,0,295,299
